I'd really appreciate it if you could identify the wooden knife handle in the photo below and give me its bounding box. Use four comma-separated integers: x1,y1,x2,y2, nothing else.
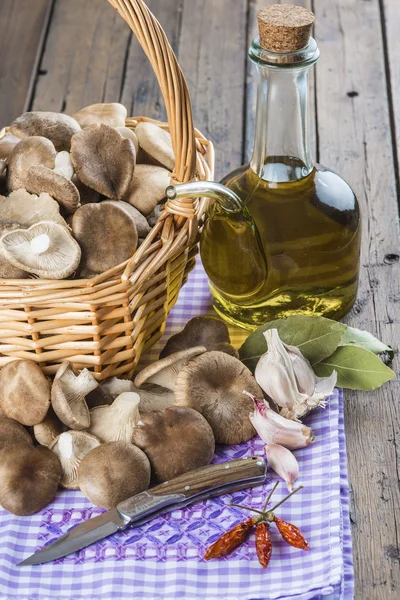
150,456,266,499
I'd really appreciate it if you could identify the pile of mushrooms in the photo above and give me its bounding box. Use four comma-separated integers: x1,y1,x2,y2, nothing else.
0,103,174,279
0,317,263,517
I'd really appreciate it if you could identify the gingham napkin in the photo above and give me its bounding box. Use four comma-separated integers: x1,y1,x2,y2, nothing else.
0,262,354,600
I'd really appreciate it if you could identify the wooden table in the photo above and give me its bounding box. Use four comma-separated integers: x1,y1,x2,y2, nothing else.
0,0,399,597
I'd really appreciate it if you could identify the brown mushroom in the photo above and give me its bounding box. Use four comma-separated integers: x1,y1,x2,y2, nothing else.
50,430,100,489
0,360,51,426
174,351,262,445
131,406,215,483
134,346,206,391
71,174,100,204
135,122,174,170
124,164,170,216
70,123,135,200
51,362,98,430
0,220,29,279
0,132,21,161
85,384,113,409
26,165,80,214
78,441,151,509
6,136,56,191
10,111,81,152
72,103,127,129
0,189,68,228
71,200,139,273
0,443,62,515
33,406,66,447
160,316,237,358
0,416,33,451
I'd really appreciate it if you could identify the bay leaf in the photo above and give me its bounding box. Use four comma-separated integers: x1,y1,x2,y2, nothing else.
313,346,396,390
239,315,345,372
339,325,394,359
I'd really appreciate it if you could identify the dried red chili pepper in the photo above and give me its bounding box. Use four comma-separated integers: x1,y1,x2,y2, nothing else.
204,518,255,560
274,516,309,550
255,521,272,568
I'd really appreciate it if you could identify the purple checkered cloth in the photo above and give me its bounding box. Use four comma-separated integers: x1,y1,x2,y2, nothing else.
0,262,354,599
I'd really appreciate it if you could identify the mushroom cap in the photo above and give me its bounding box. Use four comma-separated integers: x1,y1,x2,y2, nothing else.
70,123,136,200
101,376,136,399
78,441,151,509
0,443,62,515
1,221,81,279
124,164,170,217
174,351,261,445
119,202,150,238
0,132,22,161
85,384,113,409
72,103,127,129
0,416,33,451
136,383,175,413
33,406,65,447
131,406,215,483
71,174,100,204
50,430,100,489
51,362,98,430
134,346,207,391
71,200,138,273
6,136,56,191
135,122,175,170
26,165,80,214
160,316,231,358
116,126,139,153
0,220,29,279
0,189,68,228
10,111,81,152
54,151,74,180
87,392,141,443
0,360,51,426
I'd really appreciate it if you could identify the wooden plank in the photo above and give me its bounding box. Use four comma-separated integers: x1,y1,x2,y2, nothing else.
313,0,400,597
383,0,400,177
0,0,53,127
31,0,184,120
178,0,248,179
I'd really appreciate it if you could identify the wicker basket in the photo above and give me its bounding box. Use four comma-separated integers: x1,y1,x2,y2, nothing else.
0,0,214,381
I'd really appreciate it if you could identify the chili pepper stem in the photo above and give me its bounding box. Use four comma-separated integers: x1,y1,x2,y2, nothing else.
268,485,303,513
229,503,265,517
262,481,279,512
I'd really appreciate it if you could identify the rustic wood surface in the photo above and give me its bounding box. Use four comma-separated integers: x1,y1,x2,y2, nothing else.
0,0,399,596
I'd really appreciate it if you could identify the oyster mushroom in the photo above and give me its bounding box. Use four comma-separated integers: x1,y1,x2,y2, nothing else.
71,200,139,273
134,346,207,391
174,351,262,445
0,443,62,515
78,441,151,509
71,174,100,204
51,362,98,430
101,377,136,399
85,384,113,409
0,220,28,279
0,416,33,451
1,220,81,279
10,111,81,152
70,123,135,200
102,377,174,413
7,136,56,191
135,122,174,170
33,406,66,447
160,316,236,358
50,430,100,489
26,165,80,214
0,132,21,161
72,103,127,129
124,164,170,217
0,189,68,227
116,126,139,153
54,151,74,180
131,406,215,483
0,360,51,426
87,392,141,443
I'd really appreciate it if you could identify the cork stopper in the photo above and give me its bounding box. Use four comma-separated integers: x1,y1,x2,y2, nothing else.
257,4,315,52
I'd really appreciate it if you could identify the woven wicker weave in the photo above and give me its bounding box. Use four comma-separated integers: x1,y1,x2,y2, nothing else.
0,0,214,380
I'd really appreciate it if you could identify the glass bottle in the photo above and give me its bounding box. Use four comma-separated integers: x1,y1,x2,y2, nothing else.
167,7,361,330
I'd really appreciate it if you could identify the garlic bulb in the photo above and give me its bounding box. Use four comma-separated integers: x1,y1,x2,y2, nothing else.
255,329,337,420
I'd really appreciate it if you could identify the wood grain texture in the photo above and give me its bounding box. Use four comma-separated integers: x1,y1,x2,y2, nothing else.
178,0,248,179
383,0,400,178
0,0,53,126
313,0,400,596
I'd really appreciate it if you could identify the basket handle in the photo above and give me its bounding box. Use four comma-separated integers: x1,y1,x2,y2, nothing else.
107,0,197,191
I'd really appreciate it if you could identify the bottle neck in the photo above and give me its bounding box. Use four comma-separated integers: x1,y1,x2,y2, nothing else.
249,37,319,183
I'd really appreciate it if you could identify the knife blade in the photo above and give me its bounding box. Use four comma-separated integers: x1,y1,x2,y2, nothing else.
18,456,266,566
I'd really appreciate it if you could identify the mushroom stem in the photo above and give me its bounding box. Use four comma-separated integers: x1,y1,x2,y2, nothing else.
57,431,74,460
30,233,51,255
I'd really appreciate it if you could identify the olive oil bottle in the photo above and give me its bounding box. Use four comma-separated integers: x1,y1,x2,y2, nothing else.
168,5,361,330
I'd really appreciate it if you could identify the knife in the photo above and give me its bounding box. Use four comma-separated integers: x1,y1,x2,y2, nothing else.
18,456,267,566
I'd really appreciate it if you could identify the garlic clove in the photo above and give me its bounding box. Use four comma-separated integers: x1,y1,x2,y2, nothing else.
265,443,299,492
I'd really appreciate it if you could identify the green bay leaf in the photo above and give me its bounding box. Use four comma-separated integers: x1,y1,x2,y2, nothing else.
340,326,394,359
239,315,345,372
313,346,396,390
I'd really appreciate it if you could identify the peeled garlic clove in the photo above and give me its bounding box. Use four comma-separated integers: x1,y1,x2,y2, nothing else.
247,394,314,450
265,443,299,492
